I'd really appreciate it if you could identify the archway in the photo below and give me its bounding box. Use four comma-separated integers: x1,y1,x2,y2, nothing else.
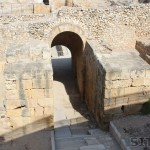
51,30,85,99
43,0,49,5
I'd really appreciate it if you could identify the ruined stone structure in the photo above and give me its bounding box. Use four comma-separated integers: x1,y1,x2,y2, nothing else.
0,1,150,137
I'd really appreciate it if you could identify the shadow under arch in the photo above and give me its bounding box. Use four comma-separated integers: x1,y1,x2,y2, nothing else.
50,24,87,99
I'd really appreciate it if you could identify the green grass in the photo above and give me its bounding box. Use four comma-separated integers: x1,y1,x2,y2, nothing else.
141,98,150,115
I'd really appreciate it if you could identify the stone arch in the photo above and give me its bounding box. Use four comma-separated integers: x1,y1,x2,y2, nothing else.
43,0,49,5
49,23,87,98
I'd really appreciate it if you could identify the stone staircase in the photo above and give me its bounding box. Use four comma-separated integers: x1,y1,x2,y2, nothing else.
51,57,121,150
54,128,120,150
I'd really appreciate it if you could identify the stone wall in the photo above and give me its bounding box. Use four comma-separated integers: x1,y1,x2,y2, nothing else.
84,40,150,129
0,40,53,134
0,3,51,15
0,4,150,129
0,4,150,49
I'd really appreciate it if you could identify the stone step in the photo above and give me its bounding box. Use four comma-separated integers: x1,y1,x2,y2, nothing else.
56,135,99,141
88,129,108,136
56,138,87,149
79,144,106,150
55,126,72,138
57,148,78,150
70,127,89,135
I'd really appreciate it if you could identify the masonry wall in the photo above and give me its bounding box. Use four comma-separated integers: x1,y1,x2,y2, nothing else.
0,3,51,15
0,40,54,136
84,42,106,128
0,4,150,51
0,4,150,130
84,41,150,129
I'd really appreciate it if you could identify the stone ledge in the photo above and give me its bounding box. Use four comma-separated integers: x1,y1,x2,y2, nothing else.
136,39,150,64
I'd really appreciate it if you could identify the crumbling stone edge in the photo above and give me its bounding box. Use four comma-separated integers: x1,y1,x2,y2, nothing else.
110,122,131,150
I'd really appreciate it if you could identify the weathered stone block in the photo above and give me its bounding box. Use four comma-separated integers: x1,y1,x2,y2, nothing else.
17,80,32,90
37,98,53,107
105,79,132,89
128,95,149,104
22,107,34,117
11,4,22,15
104,106,123,115
6,90,19,100
143,86,150,95
10,116,31,129
105,71,121,81
44,89,53,98
1,117,11,129
144,78,150,86
5,74,17,81
124,87,143,96
7,109,23,117
22,71,32,80
34,106,44,116
34,4,50,14
146,69,150,77
130,69,145,78
32,79,52,89
44,70,53,79
132,78,145,86
27,98,38,107
19,89,32,99
1,3,11,14
32,89,45,98
44,107,53,116
21,4,33,14
105,88,124,99
115,97,128,106
5,80,17,90
43,50,51,60
5,100,26,110
6,56,16,63
30,49,42,61
0,101,5,111
104,98,115,107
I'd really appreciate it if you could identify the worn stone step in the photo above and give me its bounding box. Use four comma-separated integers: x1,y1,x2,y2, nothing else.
70,127,89,135
56,139,87,149
57,148,78,150
79,144,106,150
88,129,108,135
84,137,99,145
56,135,99,141
55,126,72,138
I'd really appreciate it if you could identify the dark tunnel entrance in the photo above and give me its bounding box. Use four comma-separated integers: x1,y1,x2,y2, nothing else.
51,31,85,98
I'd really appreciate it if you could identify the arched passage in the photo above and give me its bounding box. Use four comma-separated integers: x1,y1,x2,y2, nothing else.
50,26,86,98
43,0,49,5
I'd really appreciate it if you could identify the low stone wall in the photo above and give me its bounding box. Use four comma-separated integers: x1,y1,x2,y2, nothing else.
84,41,150,129
0,40,53,134
0,3,51,15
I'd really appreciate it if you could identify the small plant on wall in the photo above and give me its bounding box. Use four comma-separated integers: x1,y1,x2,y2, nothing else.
141,98,150,115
